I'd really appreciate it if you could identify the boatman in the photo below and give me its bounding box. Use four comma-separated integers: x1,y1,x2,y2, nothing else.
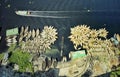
27,11,32,15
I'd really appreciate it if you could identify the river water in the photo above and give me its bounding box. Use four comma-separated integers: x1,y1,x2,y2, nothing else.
0,0,120,52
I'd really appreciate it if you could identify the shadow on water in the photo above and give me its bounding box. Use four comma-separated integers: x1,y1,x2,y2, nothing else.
96,72,111,77
81,69,111,77
0,65,60,77
0,65,113,77
0,27,8,52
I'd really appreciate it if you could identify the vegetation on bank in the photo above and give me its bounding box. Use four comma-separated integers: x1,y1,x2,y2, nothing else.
110,65,120,77
9,48,33,72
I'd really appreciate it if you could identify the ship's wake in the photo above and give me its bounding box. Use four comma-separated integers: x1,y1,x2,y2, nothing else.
16,10,120,18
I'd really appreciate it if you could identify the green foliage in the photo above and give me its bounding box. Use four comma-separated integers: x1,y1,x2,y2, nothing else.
0,53,4,61
116,67,120,70
116,71,120,75
110,66,120,77
110,72,118,77
8,44,16,52
9,48,33,72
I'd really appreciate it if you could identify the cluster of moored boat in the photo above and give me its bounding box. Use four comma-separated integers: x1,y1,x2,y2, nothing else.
6,36,17,46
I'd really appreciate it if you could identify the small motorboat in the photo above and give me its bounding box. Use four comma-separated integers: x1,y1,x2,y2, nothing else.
15,11,32,16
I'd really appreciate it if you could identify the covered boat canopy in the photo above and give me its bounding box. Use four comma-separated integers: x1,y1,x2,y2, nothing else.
6,28,18,36
70,50,87,60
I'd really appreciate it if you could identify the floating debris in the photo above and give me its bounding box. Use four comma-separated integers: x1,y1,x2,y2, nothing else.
29,1,34,4
7,4,11,8
87,10,91,12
